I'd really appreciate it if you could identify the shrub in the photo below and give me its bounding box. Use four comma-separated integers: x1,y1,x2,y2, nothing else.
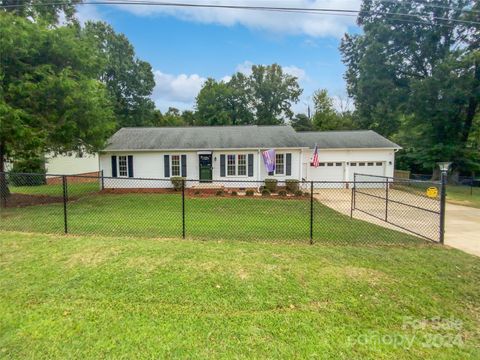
170,177,185,191
216,190,225,196
261,188,271,196
264,178,278,192
294,190,303,197
231,191,238,196
278,190,287,197
10,157,46,186
245,189,254,196
285,179,299,193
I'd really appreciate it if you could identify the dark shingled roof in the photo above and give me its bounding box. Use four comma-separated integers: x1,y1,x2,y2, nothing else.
103,126,400,151
296,130,401,149
103,125,302,150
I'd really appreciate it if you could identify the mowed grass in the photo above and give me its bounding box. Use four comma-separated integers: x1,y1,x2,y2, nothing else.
9,182,100,197
0,231,479,359
446,185,480,208
1,193,421,244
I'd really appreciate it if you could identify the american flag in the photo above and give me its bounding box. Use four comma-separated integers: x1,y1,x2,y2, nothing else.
312,144,320,168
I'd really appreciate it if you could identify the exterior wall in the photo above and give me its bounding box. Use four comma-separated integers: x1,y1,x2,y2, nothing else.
99,148,395,189
303,148,396,182
45,152,99,175
100,149,303,188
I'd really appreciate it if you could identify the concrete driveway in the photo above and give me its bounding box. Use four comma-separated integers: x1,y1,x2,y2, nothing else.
314,189,480,257
445,204,480,257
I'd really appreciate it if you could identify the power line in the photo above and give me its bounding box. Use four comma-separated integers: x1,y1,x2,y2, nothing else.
1,0,479,27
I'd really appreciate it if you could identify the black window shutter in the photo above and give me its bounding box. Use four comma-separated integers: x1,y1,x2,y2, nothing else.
286,153,292,176
111,155,117,177
248,154,254,177
220,155,226,177
164,155,170,177
127,155,134,178
181,154,187,177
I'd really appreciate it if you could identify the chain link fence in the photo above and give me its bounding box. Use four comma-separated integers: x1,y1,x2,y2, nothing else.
353,173,444,242
1,172,439,245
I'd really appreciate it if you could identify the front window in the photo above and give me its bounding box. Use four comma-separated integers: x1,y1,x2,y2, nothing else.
238,155,247,176
118,156,128,177
275,154,284,175
227,155,236,176
171,155,181,176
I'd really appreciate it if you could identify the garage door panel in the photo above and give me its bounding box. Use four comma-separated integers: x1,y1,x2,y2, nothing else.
350,161,385,188
309,162,345,184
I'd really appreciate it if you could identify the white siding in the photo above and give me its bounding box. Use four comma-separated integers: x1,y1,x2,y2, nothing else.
303,148,395,183
99,148,395,188
45,152,98,175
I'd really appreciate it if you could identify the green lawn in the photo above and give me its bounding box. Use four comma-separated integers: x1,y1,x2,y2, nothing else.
1,193,421,245
446,185,480,208
0,231,478,359
9,182,100,197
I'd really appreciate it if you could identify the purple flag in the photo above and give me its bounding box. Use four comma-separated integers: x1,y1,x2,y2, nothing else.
262,149,276,173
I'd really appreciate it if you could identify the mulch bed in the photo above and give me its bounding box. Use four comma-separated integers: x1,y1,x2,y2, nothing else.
2,193,64,208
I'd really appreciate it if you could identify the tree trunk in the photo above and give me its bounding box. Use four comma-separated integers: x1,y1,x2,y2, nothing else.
0,140,10,208
461,60,479,144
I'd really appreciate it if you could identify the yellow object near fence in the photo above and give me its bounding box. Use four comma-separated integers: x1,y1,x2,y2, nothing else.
426,187,438,198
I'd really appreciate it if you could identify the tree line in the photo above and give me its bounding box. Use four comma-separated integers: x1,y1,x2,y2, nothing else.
1,0,479,179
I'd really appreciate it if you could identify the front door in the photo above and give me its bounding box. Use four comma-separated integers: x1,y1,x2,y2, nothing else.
199,154,212,182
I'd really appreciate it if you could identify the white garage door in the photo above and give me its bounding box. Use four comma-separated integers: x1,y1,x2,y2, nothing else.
309,162,345,182
349,161,386,186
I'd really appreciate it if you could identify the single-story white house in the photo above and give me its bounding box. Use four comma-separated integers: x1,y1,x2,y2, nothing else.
99,125,400,188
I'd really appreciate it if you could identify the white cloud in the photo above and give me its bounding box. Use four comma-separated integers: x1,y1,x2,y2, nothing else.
152,62,309,111
75,5,103,25
115,0,361,38
152,70,207,110
235,61,307,81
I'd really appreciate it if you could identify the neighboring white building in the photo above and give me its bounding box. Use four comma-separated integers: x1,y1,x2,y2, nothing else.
98,125,400,188
45,152,99,175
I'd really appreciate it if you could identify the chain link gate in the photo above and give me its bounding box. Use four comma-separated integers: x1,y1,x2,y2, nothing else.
352,173,446,242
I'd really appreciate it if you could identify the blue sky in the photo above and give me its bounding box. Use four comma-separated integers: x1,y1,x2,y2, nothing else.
76,1,361,113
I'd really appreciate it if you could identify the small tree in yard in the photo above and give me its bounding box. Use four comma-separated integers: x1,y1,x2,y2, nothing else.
0,14,115,206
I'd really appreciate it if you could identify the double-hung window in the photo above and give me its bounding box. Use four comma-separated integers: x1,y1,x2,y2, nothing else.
227,155,236,176
171,155,181,177
275,154,285,175
237,155,247,176
118,156,128,177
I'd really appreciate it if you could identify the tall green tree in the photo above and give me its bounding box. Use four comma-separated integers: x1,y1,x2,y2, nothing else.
1,0,81,24
0,14,115,200
290,113,314,132
311,89,355,131
248,64,302,124
196,76,253,126
341,0,479,174
83,22,156,128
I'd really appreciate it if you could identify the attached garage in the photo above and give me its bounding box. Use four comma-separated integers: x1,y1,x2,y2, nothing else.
309,162,345,182
348,161,385,182
296,130,400,185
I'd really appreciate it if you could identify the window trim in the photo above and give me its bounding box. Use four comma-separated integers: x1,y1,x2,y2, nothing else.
170,154,183,177
117,155,128,178
275,153,285,175
224,154,250,177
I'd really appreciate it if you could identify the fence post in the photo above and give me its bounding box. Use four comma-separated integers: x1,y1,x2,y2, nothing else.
101,170,105,190
310,181,313,245
439,172,447,244
62,175,68,234
385,178,389,222
182,178,185,239
351,173,356,218
0,172,6,208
